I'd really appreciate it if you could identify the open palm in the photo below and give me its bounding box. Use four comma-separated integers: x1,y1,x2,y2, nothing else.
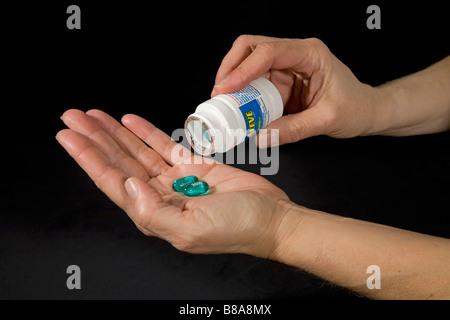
57,109,289,257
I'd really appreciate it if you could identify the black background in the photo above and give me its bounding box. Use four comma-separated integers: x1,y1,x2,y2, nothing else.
1,1,449,302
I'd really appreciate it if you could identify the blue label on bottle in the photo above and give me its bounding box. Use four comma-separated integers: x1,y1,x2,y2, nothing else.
228,83,270,139
239,99,263,139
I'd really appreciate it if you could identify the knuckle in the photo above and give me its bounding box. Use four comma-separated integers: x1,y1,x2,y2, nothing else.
287,117,309,143
134,208,151,229
305,37,331,56
235,63,253,79
324,108,338,126
233,34,252,47
305,37,325,49
323,108,341,133
132,202,159,232
255,41,275,55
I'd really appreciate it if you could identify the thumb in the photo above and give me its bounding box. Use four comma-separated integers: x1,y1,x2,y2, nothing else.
256,108,332,147
124,177,181,236
125,177,164,210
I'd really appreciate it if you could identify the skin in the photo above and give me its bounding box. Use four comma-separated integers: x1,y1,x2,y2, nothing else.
57,35,450,299
57,109,289,257
212,35,450,144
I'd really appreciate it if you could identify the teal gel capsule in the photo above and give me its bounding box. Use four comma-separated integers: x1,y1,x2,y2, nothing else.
183,181,210,197
172,175,198,192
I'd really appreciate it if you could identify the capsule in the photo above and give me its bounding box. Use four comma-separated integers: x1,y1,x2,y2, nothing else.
183,181,210,197
172,175,198,192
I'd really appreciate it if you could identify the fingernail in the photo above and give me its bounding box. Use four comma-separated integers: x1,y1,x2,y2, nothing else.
256,130,269,148
214,75,230,88
125,178,139,200
257,129,280,148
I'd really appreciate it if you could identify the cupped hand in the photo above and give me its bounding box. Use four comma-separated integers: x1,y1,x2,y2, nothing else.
211,35,380,146
56,109,290,257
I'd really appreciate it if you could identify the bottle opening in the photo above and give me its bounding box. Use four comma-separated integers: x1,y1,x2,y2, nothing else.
185,116,214,155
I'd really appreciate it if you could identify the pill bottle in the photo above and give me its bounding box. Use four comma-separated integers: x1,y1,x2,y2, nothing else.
185,77,283,156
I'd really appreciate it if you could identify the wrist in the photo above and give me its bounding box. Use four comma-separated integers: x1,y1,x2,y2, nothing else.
361,83,402,136
266,200,310,266
367,83,402,135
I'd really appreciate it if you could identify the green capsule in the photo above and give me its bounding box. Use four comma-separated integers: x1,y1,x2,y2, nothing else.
183,181,210,197
172,175,199,192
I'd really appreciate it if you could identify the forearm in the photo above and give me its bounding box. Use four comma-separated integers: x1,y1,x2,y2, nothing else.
271,200,450,299
368,56,450,136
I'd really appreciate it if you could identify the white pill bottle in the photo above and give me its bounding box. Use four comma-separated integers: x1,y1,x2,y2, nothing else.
185,77,283,156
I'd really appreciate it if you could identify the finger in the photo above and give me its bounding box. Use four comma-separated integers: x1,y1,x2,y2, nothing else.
213,38,321,95
61,109,150,181
86,109,171,177
121,114,192,166
212,36,272,97
283,73,307,114
56,129,132,209
257,108,335,147
124,177,185,240
214,35,275,86
214,36,255,85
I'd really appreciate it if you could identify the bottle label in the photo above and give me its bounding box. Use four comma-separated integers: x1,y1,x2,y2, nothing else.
227,84,270,139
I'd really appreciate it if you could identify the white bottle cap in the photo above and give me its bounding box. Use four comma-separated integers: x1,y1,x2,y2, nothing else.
185,114,215,155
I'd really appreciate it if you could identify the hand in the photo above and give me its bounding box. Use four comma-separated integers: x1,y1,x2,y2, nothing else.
56,109,450,299
211,35,380,146
56,109,291,257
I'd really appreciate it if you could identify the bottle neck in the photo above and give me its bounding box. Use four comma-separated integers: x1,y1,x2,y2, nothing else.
185,115,216,156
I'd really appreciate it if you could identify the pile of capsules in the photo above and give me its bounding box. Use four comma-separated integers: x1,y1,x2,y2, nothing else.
172,175,210,197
